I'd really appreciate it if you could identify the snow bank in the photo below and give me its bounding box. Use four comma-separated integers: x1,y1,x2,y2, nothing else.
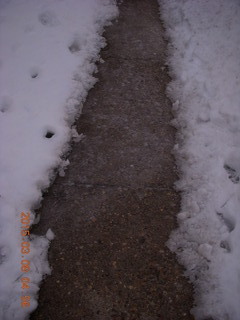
159,0,240,319
0,0,118,319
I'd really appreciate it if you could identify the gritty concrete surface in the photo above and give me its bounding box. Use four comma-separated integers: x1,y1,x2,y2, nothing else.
31,0,194,319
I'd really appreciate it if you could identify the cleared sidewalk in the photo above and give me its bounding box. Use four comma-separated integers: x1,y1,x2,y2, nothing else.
31,1,193,319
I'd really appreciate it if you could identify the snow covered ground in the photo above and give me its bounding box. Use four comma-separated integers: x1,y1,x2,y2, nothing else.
159,0,240,319
0,0,117,319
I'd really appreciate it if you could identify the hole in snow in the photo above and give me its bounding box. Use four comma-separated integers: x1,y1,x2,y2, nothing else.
45,131,55,139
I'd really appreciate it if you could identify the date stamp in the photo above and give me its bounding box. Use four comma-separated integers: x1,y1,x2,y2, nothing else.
20,212,31,308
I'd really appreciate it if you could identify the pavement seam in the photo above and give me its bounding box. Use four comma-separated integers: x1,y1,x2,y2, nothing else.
67,182,173,191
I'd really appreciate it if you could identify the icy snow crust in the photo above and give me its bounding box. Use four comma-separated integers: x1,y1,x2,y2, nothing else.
0,0,117,319
159,0,240,319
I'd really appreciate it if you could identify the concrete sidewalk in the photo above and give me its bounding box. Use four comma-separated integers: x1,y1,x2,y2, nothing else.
31,1,193,319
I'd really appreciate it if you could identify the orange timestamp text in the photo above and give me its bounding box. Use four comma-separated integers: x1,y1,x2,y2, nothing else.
20,212,31,308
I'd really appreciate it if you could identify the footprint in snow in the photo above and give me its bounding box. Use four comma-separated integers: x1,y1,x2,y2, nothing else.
39,11,59,27
216,211,236,233
216,205,236,253
68,34,86,54
220,240,231,253
224,163,240,184
0,96,12,113
30,67,40,79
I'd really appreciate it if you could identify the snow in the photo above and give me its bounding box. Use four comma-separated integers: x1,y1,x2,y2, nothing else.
0,0,118,319
45,229,55,241
159,0,240,319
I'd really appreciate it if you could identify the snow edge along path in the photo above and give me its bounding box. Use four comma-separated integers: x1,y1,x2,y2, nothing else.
0,1,118,319
158,1,240,319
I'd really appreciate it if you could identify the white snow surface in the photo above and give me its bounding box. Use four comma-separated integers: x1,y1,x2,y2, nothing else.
0,0,118,319
159,0,240,319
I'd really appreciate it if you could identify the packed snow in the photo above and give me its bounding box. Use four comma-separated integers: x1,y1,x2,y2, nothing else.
159,0,240,319
0,0,118,319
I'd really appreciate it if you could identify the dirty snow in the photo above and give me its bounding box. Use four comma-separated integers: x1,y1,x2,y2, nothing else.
159,0,240,319
0,0,117,319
